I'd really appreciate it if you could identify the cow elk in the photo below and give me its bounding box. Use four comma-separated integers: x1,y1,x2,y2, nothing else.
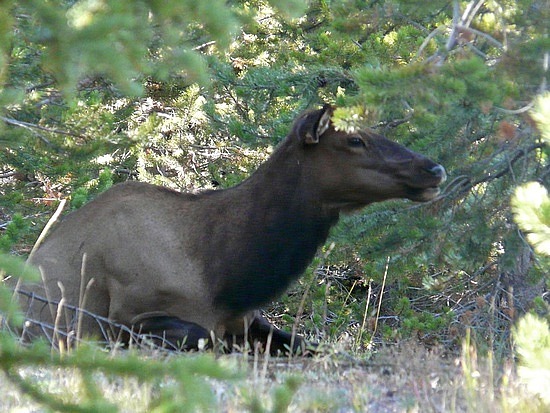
17,105,446,354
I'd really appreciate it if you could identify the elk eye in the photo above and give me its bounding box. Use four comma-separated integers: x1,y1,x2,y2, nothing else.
347,137,365,148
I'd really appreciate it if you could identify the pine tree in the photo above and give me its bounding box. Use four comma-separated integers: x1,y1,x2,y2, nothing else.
1,0,548,353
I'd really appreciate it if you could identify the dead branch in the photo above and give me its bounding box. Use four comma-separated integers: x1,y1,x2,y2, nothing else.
456,25,504,49
0,170,18,179
27,199,67,262
1,116,87,140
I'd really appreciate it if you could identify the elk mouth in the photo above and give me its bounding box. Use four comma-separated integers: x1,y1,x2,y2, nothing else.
405,185,442,202
404,164,447,202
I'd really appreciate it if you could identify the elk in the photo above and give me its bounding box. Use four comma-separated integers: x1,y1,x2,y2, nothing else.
18,105,446,354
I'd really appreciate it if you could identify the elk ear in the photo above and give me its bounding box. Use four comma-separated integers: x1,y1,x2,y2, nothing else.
296,104,334,144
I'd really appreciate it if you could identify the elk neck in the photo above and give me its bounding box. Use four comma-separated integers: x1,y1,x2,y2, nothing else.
211,138,340,315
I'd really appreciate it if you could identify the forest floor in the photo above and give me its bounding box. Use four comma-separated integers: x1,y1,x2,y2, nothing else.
0,339,535,413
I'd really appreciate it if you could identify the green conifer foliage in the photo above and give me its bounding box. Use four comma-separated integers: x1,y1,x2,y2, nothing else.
331,1,548,312
1,0,548,354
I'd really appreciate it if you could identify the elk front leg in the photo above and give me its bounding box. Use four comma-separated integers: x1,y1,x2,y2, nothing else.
132,314,212,351
224,311,317,355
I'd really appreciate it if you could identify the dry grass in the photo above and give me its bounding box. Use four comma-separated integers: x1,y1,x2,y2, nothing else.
2,241,547,412
0,338,546,413
2,278,548,412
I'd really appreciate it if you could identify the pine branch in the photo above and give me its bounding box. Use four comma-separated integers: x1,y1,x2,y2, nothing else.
445,0,462,52
456,25,504,50
495,101,536,115
25,81,56,93
193,41,216,51
1,116,87,141
471,143,545,186
3,368,93,413
414,27,445,62
420,0,504,66
0,170,18,179
437,142,545,200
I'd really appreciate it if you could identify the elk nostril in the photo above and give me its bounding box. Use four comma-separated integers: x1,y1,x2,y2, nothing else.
428,165,447,182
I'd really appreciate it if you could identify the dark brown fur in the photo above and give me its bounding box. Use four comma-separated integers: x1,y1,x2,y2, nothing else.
19,105,446,354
